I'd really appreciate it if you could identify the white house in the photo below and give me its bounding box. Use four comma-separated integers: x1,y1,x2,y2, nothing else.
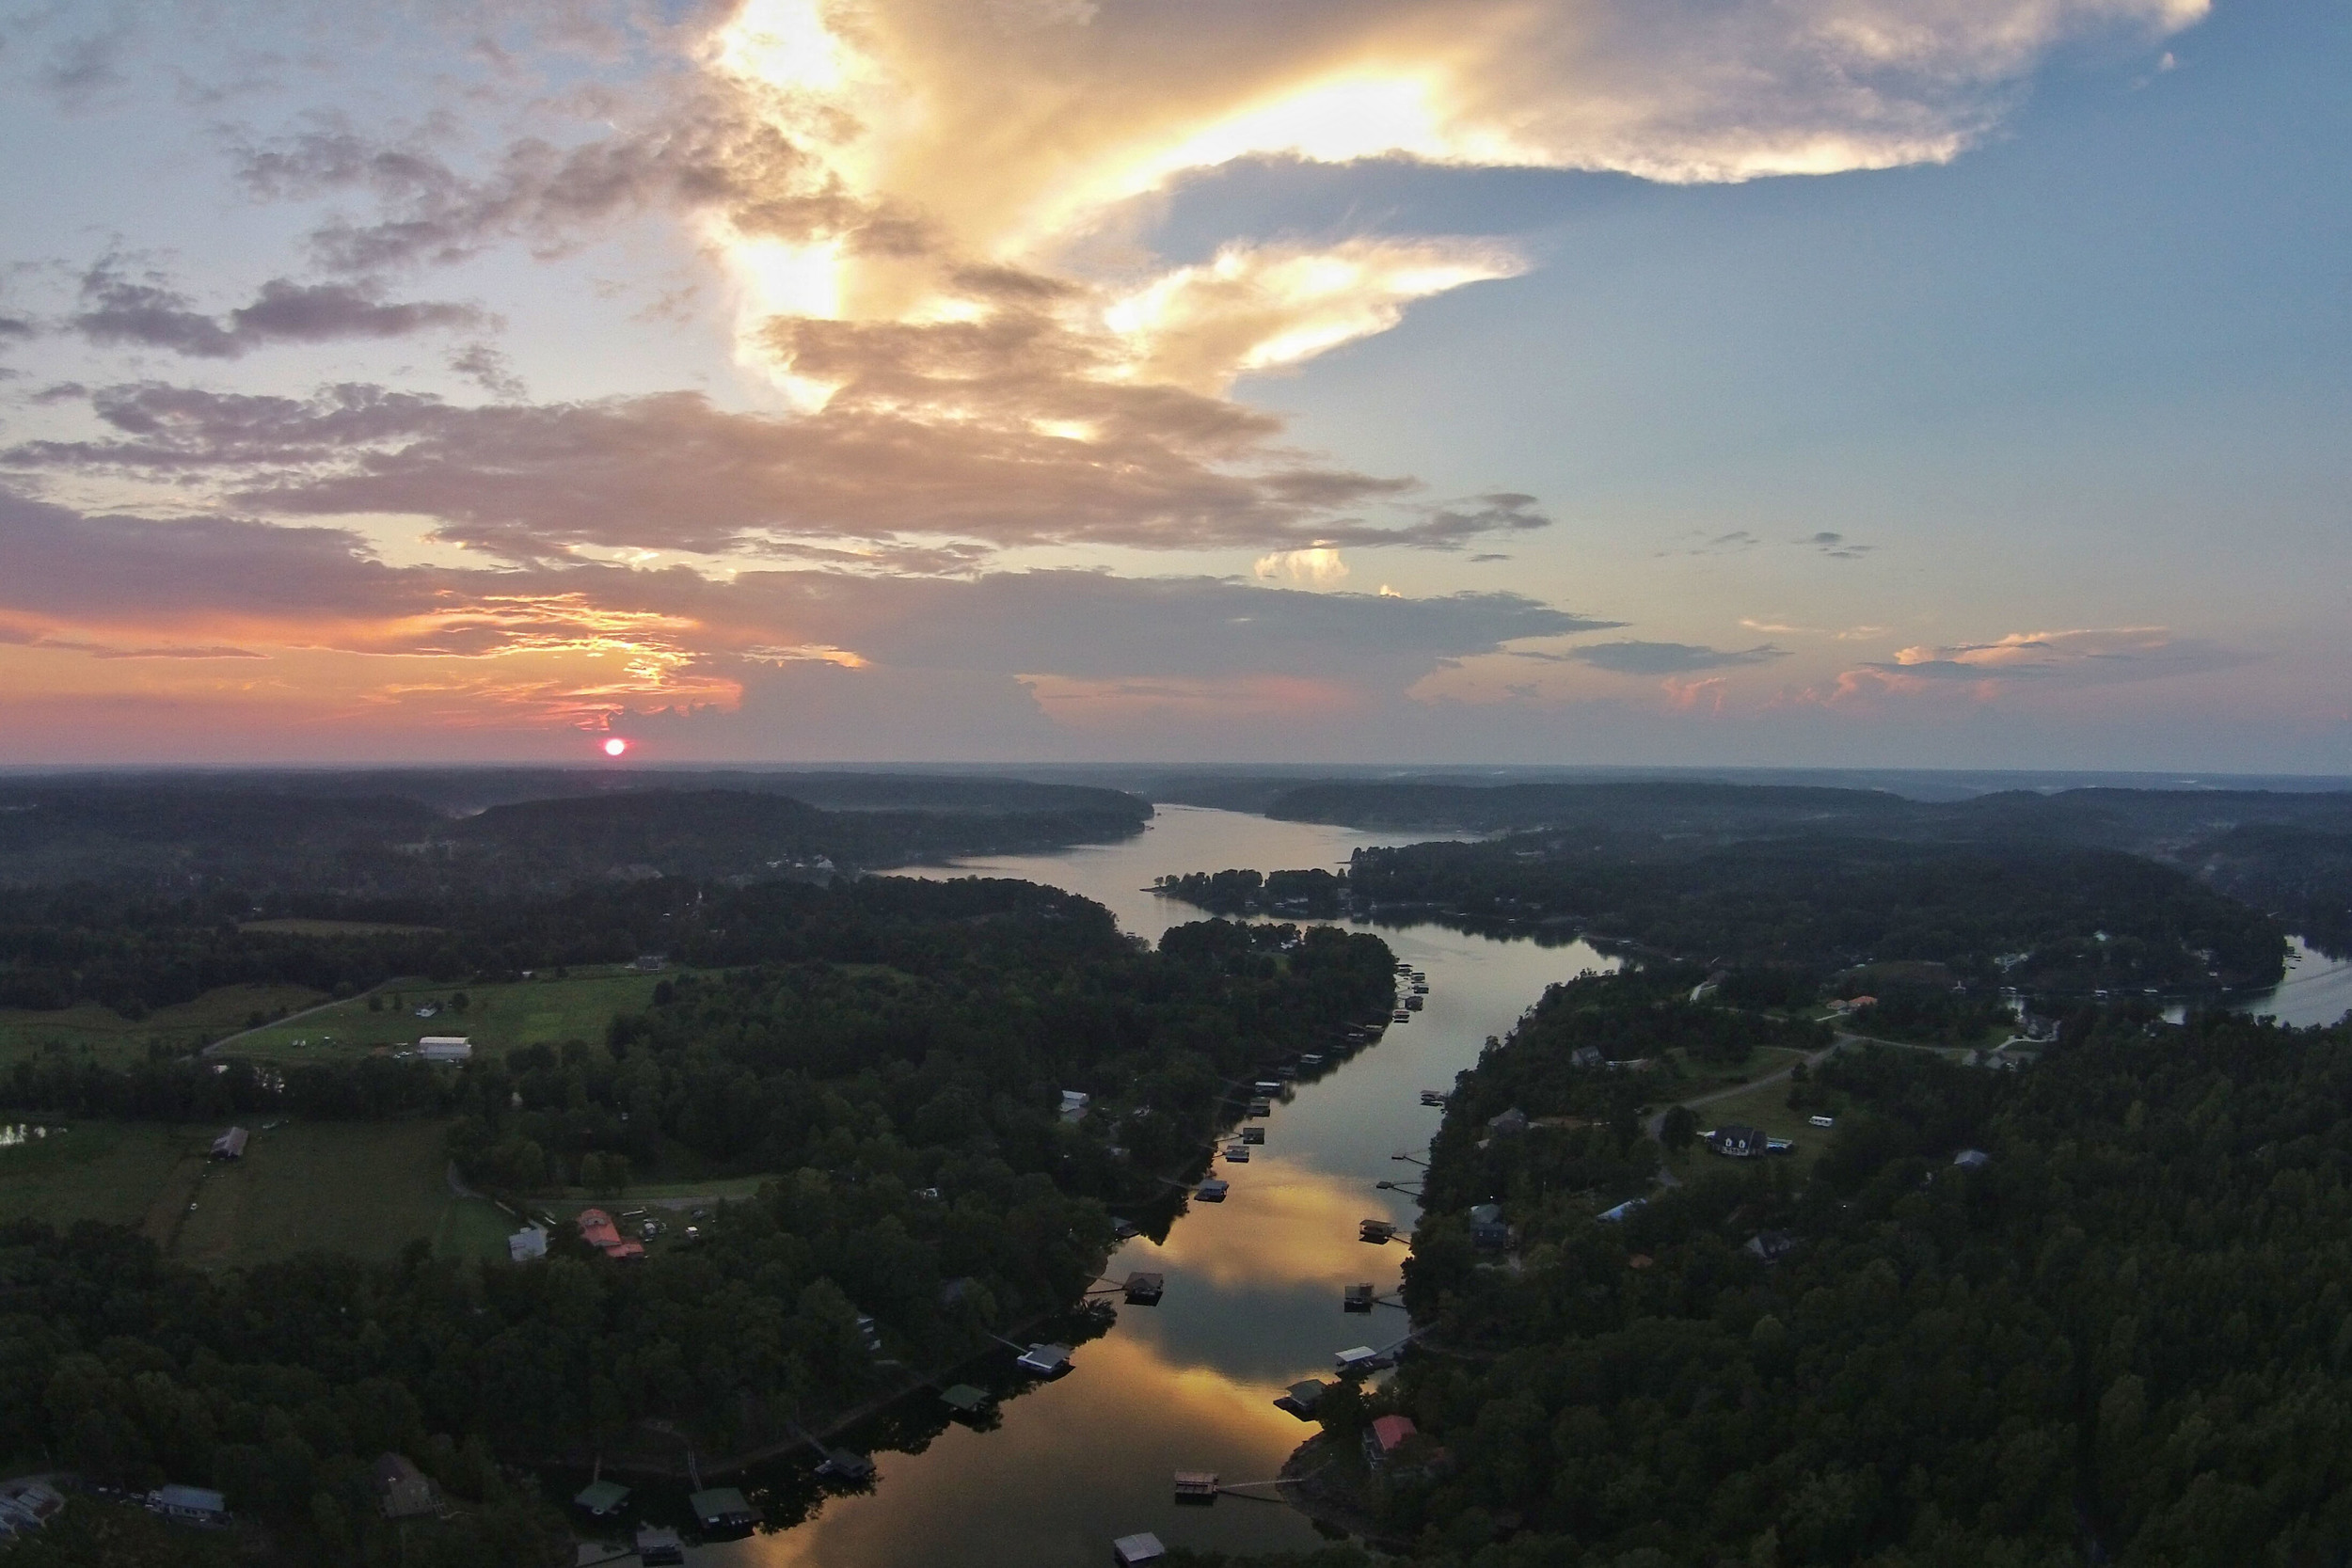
417,1037,472,1064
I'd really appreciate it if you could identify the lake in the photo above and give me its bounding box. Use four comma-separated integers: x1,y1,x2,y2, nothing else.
698,807,1618,1567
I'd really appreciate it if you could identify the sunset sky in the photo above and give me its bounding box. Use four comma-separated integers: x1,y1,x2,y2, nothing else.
1,0,2344,769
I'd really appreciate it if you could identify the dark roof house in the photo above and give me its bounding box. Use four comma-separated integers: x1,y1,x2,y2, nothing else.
373,1453,441,1520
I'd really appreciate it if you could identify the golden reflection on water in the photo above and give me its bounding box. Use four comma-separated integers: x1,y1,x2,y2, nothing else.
733,1330,1326,1566
1136,1152,1406,1296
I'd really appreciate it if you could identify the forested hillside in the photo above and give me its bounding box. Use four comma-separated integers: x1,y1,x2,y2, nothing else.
0,879,1391,1565
1316,975,2352,1567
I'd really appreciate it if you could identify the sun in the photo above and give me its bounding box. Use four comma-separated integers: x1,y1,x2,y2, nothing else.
602,737,629,758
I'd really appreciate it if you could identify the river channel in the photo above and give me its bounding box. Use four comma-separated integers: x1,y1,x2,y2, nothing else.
689,806,1618,1567
693,804,2351,1567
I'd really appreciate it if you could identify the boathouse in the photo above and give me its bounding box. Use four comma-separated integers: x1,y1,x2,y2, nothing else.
1123,1271,1166,1305
635,1526,685,1565
689,1486,755,1533
572,1479,629,1516
1195,1178,1229,1201
1113,1531,1168,1564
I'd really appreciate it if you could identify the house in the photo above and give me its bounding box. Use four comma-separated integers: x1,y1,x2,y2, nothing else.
1569,1046,1604,1069
507,1226,548,1263
1709,1124,1765,1158
1469,1203,1510,1249
630,954,669,973
209,1126,249,1161
149,1484,230,1528
1597,1197,1645,1223
373,1453,441,1519
1059,1089,1090,1121
1744,1230,1798,1263
0,1481,64,1536
1364,1414,1419,1468
574,1208,644,1259
1487,1107,1529,1137
1953,1148,1992,1171
417,1036,471,1064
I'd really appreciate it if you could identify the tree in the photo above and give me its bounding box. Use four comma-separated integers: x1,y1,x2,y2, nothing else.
1660,1103,1697,1154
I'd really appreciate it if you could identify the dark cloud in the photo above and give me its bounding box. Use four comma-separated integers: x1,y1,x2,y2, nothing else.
70,262,485,359
231,95,882,274
0,487,1603,690
1799,531,1873,559
9,362,1538,559
447,343,527,401
0,318,33,341
1530,640,1788,674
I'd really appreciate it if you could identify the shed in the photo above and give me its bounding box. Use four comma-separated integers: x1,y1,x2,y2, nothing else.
150,1484,229,1527
1113,1530,1168,1565
635,1525,686,1565
209,1126,248,1161
1953,1148,1992,1171
573,1479,630,1516
417,1036,472,1063
374,1452,441,1519
689,1486,755,1533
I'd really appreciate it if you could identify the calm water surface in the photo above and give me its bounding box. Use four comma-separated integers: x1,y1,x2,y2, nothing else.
691,807,1617,1567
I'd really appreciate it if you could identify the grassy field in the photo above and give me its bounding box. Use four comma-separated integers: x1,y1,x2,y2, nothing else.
1677,1077,1833,1174
0,1117,512,1268
221,967,677,1063
0,1120,194,1228
0,983,327,1070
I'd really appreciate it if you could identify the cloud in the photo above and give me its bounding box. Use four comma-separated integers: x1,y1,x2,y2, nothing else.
1534,640,1788,675
1848,626,2253,690
9,372,1540,561
1254,546,1349,586
0,486,1608,736
71,261,484,359
448,343,528,401
1799,530,1872,558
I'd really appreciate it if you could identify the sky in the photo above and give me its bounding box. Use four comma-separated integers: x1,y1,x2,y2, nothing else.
0,0,2345,770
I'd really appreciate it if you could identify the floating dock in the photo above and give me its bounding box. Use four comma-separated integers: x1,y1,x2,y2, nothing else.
1173,1470,1219,1503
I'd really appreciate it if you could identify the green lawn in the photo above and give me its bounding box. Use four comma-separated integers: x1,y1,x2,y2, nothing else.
1677,1077,1834,1174
221,967,679,1063
238,917,441,936
0,1120,195,1229
174,1120,511,1268
0,1117,513,1269
0,983,327,1069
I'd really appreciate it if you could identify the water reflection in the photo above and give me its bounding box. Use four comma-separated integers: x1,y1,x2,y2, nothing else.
692,809,1617,1566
